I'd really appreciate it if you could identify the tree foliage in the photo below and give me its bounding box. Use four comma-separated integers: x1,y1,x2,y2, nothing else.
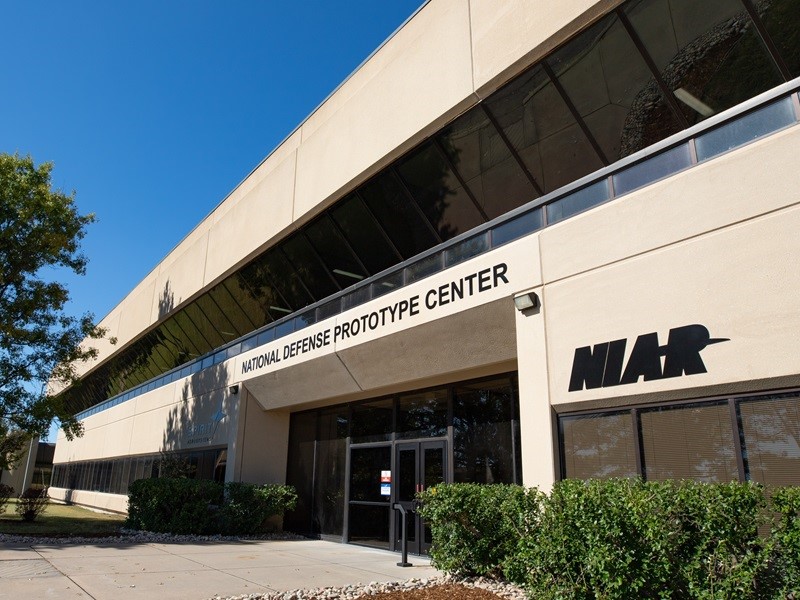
0,152,104,468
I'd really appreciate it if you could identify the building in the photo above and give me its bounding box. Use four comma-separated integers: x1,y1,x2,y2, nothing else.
51,0,800,554
1,439,55,494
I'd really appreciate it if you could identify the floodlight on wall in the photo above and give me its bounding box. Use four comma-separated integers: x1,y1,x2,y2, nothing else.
229,385,239,395
513,290,540,312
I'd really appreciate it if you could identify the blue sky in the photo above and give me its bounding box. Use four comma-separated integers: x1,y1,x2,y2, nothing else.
2,1,423,325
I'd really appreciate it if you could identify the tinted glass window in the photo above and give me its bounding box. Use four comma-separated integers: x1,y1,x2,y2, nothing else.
486,65,604,193
284,411,317,535
453,378,517,484
281,233,339,301
208,283,257,337
625,0,782,125
183,302,225,350
238,260,292,319
548,12,682,160
396,142,485,240
739,394,800,486
560,412,637,479
263,249,315,311
760,0,800,77
359,171,439,258
314,408,349,536
397,389,448,439
639,403,738,482
331,194,399,274
351,399,393,444
222,277,270,330
304,215,368,289
194,293,241,343
437,108,539,218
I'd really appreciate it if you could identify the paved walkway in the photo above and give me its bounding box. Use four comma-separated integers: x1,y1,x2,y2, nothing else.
0,538,437,599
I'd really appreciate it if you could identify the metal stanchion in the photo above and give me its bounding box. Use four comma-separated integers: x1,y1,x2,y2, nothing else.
392,503,412,567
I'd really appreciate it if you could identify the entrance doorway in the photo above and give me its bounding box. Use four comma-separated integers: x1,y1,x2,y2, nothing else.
394,440,446,555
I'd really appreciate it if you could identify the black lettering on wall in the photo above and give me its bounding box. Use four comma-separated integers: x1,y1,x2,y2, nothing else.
568,324,728,392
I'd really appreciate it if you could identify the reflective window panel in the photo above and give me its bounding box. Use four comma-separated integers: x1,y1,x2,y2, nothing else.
436,108,539,218
625,0,782,125
453,378,517,484
395,141,485,240
397,389,448,439
486,64,604,193
739,394,800,486
547,12,682,160
560,412,638,479
639,403,738,482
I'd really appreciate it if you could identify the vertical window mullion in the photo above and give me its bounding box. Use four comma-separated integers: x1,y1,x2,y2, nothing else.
631,408,644,479
729,398,747,482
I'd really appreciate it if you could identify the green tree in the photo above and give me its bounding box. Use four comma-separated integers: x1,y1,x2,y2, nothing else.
0,153,104,469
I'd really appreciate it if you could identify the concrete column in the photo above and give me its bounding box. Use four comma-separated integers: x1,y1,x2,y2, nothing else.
514,286,556,493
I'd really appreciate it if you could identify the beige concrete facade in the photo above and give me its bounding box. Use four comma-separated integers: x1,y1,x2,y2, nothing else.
52,120,800,505
73,0,634,382
52,0,800,521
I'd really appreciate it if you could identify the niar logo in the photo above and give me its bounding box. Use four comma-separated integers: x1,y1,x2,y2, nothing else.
568,324,728,392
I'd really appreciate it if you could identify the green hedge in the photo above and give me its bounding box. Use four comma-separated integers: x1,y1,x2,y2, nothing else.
418,479,800,599
126,478,297,535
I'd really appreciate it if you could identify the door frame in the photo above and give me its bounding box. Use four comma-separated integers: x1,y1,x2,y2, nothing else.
392,439,447,555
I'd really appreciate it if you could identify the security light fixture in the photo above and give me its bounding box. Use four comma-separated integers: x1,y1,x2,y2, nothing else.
514,291,540,312
229,385,239,395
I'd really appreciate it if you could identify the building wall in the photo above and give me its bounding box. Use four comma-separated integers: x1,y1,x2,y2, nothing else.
53,119,800,502
69,0,618,385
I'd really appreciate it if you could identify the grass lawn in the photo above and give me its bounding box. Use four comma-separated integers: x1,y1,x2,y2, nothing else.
0,499,126,537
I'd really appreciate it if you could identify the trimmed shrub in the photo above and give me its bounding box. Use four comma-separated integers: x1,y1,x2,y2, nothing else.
421,480,800,599
126,478,224,534
16,487,49,522
220,482,298,535
509,479,782,600
126,478,299,536
417,483,539,577
772,486,800,596
0,483,14,516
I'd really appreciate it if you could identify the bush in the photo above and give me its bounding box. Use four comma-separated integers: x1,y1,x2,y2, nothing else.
16,487,49,522
421,480,800,600
126,478,224,534
772,486,800,596
220,482,298,535
510,479,782,600
417,483,539,577
126,478,299,536
0,483,14,516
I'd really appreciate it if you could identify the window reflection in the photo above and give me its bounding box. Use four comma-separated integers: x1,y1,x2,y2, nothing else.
453,378,517,484
397,389,448,439
548,12,682,160
396,142,485,240
625,0,782,125
486,65,604,193
739,395,800,486
331,194,400,274
640,403,738,482
561,412,637,479
436,109,539,218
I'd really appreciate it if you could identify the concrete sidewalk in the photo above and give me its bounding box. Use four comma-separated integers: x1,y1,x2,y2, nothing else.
0,538,437,599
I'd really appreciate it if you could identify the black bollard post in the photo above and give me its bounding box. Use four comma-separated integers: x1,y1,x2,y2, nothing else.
393,503,412,567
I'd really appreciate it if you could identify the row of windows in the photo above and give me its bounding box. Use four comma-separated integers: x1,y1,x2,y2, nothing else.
51,448,227,496
284,375,521,538
64,0,800,416
560,391,800,486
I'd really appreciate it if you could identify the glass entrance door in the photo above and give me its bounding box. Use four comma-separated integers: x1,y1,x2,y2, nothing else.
394,440,446,555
